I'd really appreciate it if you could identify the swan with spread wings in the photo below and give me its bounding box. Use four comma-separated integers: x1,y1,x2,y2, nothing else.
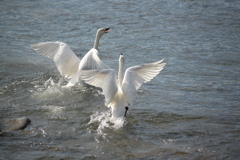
31,28,110,86
80,53,166,119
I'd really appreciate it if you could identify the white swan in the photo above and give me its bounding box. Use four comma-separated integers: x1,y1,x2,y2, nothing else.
80,53,166,119
30,28,110,86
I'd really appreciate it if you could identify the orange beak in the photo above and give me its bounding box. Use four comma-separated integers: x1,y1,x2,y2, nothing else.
103,27,110,33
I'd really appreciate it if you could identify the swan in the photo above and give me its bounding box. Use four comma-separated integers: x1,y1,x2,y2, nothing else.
30,27,110,86
80,53,166,119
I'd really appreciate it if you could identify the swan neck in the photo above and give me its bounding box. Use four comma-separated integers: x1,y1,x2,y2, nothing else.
93,31,102,50
118,58,124,85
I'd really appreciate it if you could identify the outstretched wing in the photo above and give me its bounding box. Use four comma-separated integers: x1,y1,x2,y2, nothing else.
31,42,80,79
79,48,110,70
122,59,166,106
80,69,118,105
66,48,111,86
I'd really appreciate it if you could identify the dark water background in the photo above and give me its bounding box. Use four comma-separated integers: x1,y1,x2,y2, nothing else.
0,0,240,159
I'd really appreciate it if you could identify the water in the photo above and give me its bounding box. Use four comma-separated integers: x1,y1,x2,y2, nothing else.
1,0,240,159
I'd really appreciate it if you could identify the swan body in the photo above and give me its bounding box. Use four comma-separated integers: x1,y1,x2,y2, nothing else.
31,28,110,86
80,54,166,119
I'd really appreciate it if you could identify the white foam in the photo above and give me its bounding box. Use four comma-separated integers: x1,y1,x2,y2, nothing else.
39,105,66,119
88,110,126,136
40,105,65,114
31,77,67,99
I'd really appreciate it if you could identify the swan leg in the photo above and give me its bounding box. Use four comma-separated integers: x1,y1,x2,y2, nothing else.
124,106,129,117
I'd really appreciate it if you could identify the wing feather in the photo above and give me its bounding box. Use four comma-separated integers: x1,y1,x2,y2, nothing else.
80,69,118,105
122,59,166,105
31,42,80,78
78,48,110,70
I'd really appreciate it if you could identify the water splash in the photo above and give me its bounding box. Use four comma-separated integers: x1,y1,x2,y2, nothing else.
88,110,126,134
38,105,66,120
40,105,65,114
31,77,68,100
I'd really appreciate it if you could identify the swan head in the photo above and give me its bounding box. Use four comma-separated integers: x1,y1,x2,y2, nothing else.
94,27,110,49
97,27,110,37
119,53,124,63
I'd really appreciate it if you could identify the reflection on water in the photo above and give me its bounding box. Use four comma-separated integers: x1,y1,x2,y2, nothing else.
0,0,240,159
